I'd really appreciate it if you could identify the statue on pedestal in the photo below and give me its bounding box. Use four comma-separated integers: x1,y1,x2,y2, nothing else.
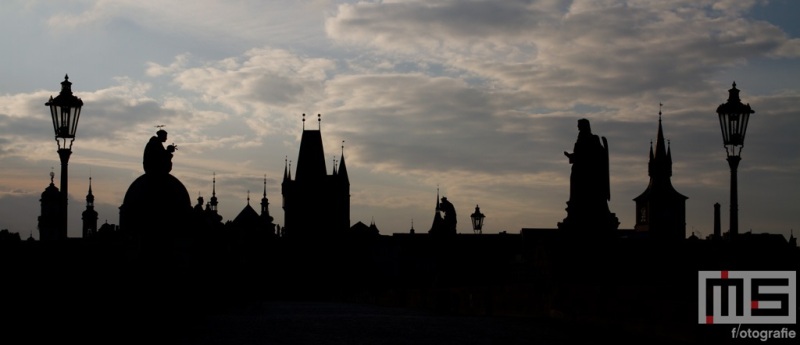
559,119,619,234
143,128,177,175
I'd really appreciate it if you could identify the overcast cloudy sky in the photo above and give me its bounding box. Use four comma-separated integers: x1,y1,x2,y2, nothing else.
1,0,798,240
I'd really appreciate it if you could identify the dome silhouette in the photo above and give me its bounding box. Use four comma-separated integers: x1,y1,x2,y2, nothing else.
119,173,193,240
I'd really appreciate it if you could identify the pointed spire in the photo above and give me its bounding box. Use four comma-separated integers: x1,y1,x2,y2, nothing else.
656,108,666,158
658,102,663,119
210,172,218,212
263,174,268,199
667,139,672,161
302,113,306,130
283,156,290,181
647,104,672,178
429,186,444,234
318,113,321,130
261,174,270,217
247,190,250,205
86,176,94,206
338,140,349,183
436,186,440,211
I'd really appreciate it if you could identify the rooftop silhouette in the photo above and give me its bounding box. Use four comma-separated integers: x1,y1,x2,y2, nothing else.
2,80,796,344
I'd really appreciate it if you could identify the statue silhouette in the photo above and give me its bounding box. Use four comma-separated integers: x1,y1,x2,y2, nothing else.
439,197,457,234
120,128,192,263
564,119,609,205
143,129,176,175
559,119,618,233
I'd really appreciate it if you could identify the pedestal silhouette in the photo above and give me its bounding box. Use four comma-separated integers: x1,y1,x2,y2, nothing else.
119,129,193,261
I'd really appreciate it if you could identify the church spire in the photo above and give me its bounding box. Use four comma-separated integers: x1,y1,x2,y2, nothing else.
86,176,94,206
209,172,218,212
261,174,270,217
649,104,671,178
82,176,98,239
283,156,291,181
436,186,440,211
338,141,349,183
633,105,688,239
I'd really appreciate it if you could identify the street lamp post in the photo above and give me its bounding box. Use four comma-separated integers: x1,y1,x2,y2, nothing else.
716,82,753,239
46,75,83,240
470,204,485,235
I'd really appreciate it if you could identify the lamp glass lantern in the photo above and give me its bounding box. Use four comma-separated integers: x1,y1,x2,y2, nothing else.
716,82,753,158
470,205,485,234
46,75,83,151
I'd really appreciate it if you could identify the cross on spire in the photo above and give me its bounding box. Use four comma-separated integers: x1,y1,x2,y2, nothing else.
659,102,663,119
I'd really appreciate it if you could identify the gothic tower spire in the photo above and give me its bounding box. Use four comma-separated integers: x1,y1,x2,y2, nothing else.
261,175,270,217
338,141,349,184
634,105,688,240
209,172,218,213
649,103,672,178
82,176,98,238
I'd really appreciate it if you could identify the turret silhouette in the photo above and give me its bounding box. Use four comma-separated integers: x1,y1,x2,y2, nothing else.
633,108,688,240
281,114,350,238
82,177,98,238
38,171,62,241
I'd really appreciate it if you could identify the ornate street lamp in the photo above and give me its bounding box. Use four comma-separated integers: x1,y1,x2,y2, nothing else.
46,74,83,240
716,82,753,238
470,204,485,235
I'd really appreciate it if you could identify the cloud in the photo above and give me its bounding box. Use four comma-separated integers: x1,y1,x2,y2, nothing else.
326,0,799,110
1,1,797,237
45,0,331,47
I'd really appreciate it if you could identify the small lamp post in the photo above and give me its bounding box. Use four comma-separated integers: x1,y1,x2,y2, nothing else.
716,82,753,239
470,204,485,235
46,74,83,240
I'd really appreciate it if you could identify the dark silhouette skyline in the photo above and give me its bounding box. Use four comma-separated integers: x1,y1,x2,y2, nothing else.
1,76,798,345
2,1,800,246
2,3,800,343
